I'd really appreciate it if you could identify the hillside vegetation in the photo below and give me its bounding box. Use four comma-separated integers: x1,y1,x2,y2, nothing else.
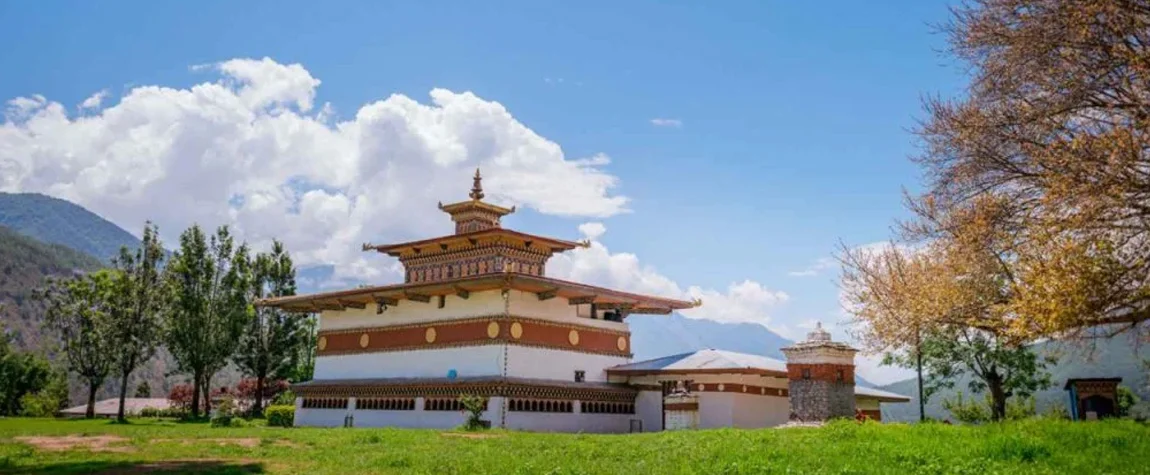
880,334,1149,422
0,193,141,263
1,418,1147,474
0,226,186,406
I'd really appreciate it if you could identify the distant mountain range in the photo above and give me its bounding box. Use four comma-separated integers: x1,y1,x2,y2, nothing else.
0,192,143,263
878,333,1150,422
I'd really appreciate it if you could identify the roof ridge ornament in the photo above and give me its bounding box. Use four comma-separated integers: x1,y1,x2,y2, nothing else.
469,167,484,201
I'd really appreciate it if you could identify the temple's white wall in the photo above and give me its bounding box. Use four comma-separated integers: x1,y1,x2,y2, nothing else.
698,393,735,429
503,411,634,433
730,393,789,428
504,346,629,382
507,291,629,332
319,290,506,331
295,408,348,428
314,346,506,379
635,391,663,432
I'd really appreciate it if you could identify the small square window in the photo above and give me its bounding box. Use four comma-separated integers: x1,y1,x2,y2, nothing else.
836,369,845,382
801,368,811,380
574,370,586,383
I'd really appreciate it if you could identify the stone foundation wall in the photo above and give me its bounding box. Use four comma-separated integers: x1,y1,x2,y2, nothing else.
788,380,856,421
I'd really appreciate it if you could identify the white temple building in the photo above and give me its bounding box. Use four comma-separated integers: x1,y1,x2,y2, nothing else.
257,171,909,432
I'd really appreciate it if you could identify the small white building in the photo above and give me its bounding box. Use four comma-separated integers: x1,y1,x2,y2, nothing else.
257,171,909,432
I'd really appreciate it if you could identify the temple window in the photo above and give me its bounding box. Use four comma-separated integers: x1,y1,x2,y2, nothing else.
836,369,845,382
802,369,812,380
438,295,446,308
574,370,585,383
302,398,348,409
424,398,484,411
357,398,416,411
582,402,635,414
508,399,573,413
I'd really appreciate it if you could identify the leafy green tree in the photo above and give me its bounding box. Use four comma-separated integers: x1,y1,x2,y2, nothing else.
0,333,54,416
164,225,251,418
19,371,69,417
135,381,151,398
1117,386,1140,418
233,240,305,416
291,314,319,383
885,329,1053,421
107,223,166,423
37,271,117,418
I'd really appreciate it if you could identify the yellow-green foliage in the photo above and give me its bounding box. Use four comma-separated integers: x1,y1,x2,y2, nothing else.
265,405,294,428
1,418,1148,474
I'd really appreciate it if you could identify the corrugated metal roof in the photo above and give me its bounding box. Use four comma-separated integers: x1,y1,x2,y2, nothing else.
610,349,788,373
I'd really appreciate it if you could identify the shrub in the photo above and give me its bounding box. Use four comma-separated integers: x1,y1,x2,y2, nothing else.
135,381,151,398
139,407,160,418
266,405,295,427
168,383,194,415
943,392,990,424
210,396,239,428
1117,386,1140,417
18,373,68,417
458,394,487,431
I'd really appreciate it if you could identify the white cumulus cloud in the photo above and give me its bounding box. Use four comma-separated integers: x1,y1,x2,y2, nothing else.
550,223,790,329
649,118,682,128
0,57,628,285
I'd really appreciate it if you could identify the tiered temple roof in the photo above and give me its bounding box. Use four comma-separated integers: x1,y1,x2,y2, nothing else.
257,169,700,316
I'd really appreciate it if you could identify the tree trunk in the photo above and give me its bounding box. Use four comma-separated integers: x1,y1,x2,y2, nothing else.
86,381,99,419
191,372,202,418
203,373,213,415
987,375,1007,421
254,376,265,417
116,371,131,423
915,332,925,423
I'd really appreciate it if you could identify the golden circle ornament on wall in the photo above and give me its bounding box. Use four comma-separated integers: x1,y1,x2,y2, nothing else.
568,330,580,346
742,385,747,393
616,336,628,352
318,336,327,351
486,322,500,339
425,327,437,343
510,322,523,339
359,333,370,348
718,383,725,391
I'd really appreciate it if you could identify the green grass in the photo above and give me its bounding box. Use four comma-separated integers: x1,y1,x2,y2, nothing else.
0,418,1147,474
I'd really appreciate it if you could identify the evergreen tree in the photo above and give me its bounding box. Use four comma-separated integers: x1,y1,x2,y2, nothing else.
37,271,117,418
234,240,305,416
107,223,166,423
164,225,250,418
135,381,151,398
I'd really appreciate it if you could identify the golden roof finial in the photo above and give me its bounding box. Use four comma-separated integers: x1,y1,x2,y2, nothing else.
469,167,484,201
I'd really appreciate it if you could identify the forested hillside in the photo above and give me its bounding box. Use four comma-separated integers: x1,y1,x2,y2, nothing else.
0,192,142,263
0,225,191,406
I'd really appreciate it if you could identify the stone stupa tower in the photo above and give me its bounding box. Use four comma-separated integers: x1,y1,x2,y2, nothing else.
780,322,858,421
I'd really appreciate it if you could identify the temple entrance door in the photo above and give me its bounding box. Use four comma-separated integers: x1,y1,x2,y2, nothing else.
1082,395,1115,419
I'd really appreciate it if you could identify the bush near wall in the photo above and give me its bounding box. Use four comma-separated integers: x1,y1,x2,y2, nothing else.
266,405,295,427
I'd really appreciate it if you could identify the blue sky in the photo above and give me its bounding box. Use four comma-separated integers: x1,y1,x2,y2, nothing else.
0,1,965,382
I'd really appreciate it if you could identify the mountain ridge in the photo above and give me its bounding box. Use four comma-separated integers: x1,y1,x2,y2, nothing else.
0,192,143,263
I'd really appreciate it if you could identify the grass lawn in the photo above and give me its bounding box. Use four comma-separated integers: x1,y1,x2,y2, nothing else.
0,418,1147,474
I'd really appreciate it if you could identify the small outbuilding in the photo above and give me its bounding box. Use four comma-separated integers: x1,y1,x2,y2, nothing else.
1064,378,1122,421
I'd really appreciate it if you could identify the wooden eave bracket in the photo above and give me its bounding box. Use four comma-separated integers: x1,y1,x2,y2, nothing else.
373,296,400,306
536,289,558,301
405,292,432,303
453,286,470,299
337,299,367,309
568,295,597,305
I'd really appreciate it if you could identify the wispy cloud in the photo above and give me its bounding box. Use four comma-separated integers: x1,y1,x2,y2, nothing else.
788,257,836,277
650,118,683,128
79,90,108,110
